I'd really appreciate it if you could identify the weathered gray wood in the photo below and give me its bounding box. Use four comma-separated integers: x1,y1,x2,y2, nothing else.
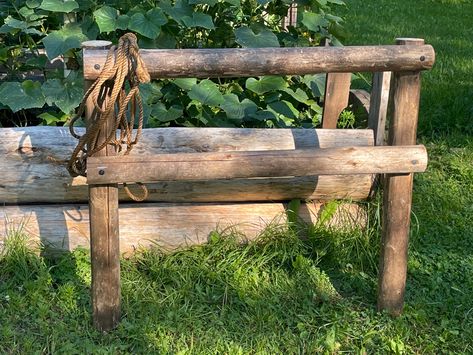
0,202,367,254
83,40,120,332
377,38,424,316
0,127,375,203
322,72,351,128
83,45,435,80
368,72,392,146
87,145,428,184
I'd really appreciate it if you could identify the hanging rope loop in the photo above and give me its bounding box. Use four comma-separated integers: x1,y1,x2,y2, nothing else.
67,33,150,202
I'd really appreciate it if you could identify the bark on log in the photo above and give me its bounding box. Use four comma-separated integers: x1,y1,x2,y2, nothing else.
87,145,428,184
0,202,367,254
377,38,424,316
83,45,435,80
0,127,374,204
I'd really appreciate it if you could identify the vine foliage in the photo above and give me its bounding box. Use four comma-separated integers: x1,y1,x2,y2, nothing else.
0,0,346,128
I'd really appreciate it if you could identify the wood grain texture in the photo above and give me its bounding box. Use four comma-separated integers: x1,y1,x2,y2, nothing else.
87,145,428,184
83,45,435,80
368,72,392,146
0,202,367,254
0,127,374,203
322,72,351,128
377,38,423,316
83,61,121,331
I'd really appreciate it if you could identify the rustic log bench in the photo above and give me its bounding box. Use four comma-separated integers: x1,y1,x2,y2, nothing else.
0,37,434,331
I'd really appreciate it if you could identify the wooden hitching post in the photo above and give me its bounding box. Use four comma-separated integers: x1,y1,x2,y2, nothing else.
377,38,424,315
82,40,121,331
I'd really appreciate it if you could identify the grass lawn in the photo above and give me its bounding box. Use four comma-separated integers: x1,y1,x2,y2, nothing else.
1,0,473,353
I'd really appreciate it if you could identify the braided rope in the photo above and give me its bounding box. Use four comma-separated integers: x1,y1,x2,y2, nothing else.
67,33,150,202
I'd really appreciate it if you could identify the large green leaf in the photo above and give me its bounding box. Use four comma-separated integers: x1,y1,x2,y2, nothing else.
26,0,41,8
281,87,310,104
39,0,79,12
301,11,329,32
0,16,28,33
246,76,287,95
160,0,193,21
220,94,257,120
188,80,224,106
268,100,299,119
173,78,197,91
302,74,326,97
151,102,183,122
0,16,42,35
128,8,167,39
234,26,279,47
93,6,129,33
42,23,87,59
42,76,82,113
249,110,276,121
181,13,215,30
0,81,45,112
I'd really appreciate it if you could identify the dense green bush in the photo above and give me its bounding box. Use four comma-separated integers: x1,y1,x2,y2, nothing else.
0,0,346,127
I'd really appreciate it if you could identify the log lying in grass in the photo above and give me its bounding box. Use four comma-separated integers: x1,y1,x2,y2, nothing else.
0,202,367,254
0,127,375,204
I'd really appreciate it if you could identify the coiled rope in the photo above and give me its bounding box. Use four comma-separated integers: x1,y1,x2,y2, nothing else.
67,33,150,201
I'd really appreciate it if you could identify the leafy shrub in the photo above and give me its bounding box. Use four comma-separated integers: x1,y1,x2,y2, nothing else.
0,0,346,127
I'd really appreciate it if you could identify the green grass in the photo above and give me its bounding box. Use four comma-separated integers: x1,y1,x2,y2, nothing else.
2,0,473,353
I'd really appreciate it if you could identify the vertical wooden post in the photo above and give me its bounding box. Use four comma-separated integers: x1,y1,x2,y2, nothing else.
377,38,424,315
321,39,352,129
83,40,121,331
368,71,392,146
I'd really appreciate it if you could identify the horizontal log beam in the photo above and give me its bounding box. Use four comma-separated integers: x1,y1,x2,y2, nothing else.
83,45,435,80
87,145,428,184
0,202,366,254
0,127,374,203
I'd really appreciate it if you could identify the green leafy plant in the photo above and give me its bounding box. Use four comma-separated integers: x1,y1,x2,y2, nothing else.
0,0,347,127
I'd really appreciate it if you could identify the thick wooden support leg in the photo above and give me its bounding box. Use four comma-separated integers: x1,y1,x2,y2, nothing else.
83,40,121,331
377,38,424,315
89,185,120,331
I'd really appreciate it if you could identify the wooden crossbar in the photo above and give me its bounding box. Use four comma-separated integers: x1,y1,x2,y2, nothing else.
83,45,435,80
87,146,428,185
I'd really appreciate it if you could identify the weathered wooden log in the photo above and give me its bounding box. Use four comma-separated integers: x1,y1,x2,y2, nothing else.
83,45,435,80
0,127,374,203
369,72,392,146
377,38,424,316
87,145,428,184
0,202,367,254
322,72,351,128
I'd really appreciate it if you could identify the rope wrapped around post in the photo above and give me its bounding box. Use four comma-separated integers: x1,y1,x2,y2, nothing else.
67,33,150,201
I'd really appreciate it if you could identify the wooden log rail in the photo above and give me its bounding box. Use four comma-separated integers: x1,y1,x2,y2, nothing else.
87,146,427,184
83,45,435,79
0,127,375,203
